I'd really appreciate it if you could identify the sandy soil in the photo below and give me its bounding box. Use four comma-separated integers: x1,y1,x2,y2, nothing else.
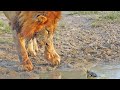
0,11,120,79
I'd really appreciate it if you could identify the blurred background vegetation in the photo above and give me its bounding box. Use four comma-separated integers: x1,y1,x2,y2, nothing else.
0,11,120,43
1,11,120,34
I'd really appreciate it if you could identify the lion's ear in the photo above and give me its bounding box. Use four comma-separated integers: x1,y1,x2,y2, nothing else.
36,15,47,24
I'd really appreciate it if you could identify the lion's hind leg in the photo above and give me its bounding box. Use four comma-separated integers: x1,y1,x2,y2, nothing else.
27,37,39,56
27,39,37,56
33,37,39,53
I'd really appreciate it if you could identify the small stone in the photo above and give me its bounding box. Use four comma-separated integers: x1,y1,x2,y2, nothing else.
87,70,97,77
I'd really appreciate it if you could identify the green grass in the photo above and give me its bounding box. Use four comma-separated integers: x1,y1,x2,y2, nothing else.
67,11,120,27
91,11,120,27
0,19,12,34
59,22,66,28
77,11,99,15
68,11,120,22
68,11,100,15
0,38,13,44
0,18,12,44
99,11,120,21
91,21,103,28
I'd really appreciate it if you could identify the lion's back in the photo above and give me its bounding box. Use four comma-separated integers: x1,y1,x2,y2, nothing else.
3,11,20,21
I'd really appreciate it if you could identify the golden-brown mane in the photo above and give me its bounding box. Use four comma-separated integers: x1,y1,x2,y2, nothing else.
3,11,61,71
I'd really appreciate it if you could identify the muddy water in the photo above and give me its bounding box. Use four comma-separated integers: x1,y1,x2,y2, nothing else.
1,64,120,79
39,64,120,79
39,70,87,79
88,64,120,79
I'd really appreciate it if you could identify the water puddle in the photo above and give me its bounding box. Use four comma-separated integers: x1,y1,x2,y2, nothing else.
38,64,120,79
39,70,87,79
88,64,120,79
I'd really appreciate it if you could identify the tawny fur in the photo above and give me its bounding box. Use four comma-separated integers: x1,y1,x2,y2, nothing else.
3,11,61,71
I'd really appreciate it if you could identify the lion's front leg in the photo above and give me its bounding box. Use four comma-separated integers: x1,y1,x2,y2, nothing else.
44,30,60,66
13,32,33,71
18,36,33,71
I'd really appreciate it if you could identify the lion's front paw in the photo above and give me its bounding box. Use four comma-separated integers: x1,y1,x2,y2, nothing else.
22,59,34,71
28,50,37,56
45,52,61,66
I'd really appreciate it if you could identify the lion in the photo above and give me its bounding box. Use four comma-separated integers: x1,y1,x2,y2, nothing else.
3,11,61,71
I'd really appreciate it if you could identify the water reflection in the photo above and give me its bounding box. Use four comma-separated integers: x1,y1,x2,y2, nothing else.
39,70,87,79
39,71,62,79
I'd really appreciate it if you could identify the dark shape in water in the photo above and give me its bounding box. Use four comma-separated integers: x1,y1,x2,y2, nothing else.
87,70,98,78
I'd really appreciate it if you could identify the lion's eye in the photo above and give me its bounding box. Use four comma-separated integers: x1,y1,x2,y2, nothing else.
36,14,40,18
33,14,40,20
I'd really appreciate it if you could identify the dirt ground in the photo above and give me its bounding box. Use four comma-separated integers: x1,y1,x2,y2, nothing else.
0,11,120,79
